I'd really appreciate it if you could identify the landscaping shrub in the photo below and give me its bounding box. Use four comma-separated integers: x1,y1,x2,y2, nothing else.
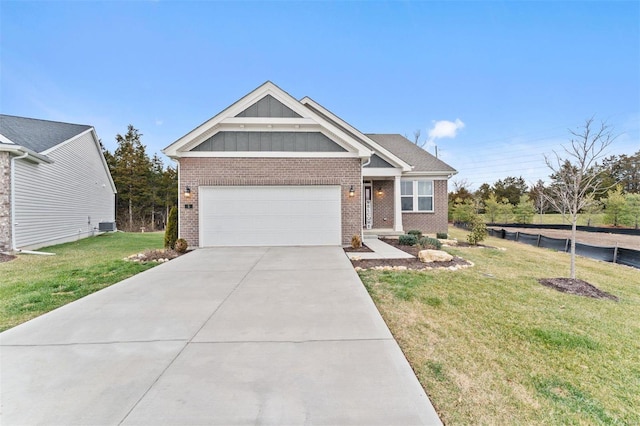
436,232,448,240
399,234,418,246
467,215,488,245
407,230,423,238
164,206,178,249
174,238,188,254
418,236,442,250
351,234,362,249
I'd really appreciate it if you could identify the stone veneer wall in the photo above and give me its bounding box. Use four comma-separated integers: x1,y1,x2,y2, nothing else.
0,152,11,251
401,179,449,234
178,157,362,247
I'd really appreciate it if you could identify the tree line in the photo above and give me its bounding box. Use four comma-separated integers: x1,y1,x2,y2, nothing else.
450,150,640,228
102,125,178,232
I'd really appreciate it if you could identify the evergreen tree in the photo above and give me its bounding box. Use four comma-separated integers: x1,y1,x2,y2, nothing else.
514,195,536,224
623,193,640,229
484,194,501,223
603,185,626,227
111,125,152,231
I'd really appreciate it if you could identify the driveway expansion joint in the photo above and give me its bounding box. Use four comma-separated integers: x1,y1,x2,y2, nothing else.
0,339,188,347
190,337,395,344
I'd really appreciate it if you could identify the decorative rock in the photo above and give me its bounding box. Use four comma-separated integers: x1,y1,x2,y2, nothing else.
418,249,454,263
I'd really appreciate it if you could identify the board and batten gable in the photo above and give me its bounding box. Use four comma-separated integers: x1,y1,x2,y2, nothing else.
13,129,115,249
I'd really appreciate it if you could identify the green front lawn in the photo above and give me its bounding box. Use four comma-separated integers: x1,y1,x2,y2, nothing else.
0,232,163,331
360,227,640,425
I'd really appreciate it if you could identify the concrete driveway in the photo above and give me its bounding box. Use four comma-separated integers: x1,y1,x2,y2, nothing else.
1,246,441,425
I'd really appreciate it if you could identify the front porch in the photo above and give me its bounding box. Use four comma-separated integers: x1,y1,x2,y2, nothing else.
363,229,404,238
362,176,404,233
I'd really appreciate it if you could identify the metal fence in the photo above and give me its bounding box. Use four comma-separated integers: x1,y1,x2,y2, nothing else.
482,227,640,270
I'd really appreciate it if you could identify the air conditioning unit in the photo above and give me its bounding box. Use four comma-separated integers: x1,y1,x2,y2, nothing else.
98,222,117,232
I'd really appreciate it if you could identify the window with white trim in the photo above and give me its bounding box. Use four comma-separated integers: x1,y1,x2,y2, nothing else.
401,180,434,212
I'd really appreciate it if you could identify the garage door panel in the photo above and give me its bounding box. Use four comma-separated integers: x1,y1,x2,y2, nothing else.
199,186,341,247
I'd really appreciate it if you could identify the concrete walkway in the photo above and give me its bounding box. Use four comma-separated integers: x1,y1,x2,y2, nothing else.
346,236,415,259
1,246,441,425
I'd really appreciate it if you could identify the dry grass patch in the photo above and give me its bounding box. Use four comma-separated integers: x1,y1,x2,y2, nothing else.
360,227,640,425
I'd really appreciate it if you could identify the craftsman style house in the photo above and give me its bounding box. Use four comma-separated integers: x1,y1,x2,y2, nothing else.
163,82,456,247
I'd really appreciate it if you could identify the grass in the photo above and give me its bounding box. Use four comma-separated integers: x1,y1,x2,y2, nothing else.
485,213,606,226
359,226,640,425
0,232,164,331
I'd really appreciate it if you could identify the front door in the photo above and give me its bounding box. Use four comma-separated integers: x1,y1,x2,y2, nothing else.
363,182,372,229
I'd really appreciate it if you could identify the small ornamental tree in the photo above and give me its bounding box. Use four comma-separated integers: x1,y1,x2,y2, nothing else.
467,215,487,245
164,205,178,249
544,118,615,279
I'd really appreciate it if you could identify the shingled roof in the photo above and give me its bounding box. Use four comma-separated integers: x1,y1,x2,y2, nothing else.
0,114,92,153
366,134,457,174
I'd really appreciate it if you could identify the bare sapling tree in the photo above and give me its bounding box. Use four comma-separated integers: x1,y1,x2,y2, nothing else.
544,118,616,279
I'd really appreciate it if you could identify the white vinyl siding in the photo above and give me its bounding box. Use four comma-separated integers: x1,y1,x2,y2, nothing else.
199,186,341,247
13,131,115,249
401,180,434,212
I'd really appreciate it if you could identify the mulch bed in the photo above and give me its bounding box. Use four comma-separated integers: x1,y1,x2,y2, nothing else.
348,238,473,271
538,278,618,301
351,256,472,271
343,244,374,253
379,237,495,255
0,253,16,263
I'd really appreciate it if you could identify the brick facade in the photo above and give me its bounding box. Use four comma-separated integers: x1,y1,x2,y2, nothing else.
401,179,449,234
370,180,395,228
178,157,362,247
0,152,11,251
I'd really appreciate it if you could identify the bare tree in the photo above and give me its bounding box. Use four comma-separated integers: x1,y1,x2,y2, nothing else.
413,129,423,147
544,118,616,279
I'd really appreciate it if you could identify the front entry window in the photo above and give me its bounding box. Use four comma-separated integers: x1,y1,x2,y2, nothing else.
402,180,434,212
401,181,413,211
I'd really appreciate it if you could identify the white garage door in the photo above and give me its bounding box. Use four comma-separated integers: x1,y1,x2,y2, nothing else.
199,186,342,247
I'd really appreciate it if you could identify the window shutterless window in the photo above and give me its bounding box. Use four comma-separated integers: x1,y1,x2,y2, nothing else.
401,180,434,212
401,180,414,211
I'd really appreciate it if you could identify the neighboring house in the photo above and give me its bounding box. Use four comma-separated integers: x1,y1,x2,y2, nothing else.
163,82,457,247
0,115,116,251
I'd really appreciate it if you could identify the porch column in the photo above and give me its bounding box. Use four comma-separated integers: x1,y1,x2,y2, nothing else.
393,175,403,232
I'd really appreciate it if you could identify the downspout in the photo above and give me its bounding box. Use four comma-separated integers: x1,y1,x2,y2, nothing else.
8,151,55,255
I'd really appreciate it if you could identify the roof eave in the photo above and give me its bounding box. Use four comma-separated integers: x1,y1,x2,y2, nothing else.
0,144,53,164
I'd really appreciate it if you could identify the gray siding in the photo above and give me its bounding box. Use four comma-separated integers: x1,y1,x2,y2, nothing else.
191,132,347,152
13,131,115,249
364,154,394,168
235,95,302,118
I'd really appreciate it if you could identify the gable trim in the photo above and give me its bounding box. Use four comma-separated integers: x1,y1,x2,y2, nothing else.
164,81,373,159
300,96,413,172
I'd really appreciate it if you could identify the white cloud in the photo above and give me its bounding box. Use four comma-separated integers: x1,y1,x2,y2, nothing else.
155,119,163,126
427,118,465,145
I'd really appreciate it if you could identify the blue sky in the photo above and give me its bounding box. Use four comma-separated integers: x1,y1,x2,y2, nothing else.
2,1,638,190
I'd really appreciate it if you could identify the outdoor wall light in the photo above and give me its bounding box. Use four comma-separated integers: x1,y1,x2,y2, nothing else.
348,185,355,197
184,186,191,198
377,187,383,196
